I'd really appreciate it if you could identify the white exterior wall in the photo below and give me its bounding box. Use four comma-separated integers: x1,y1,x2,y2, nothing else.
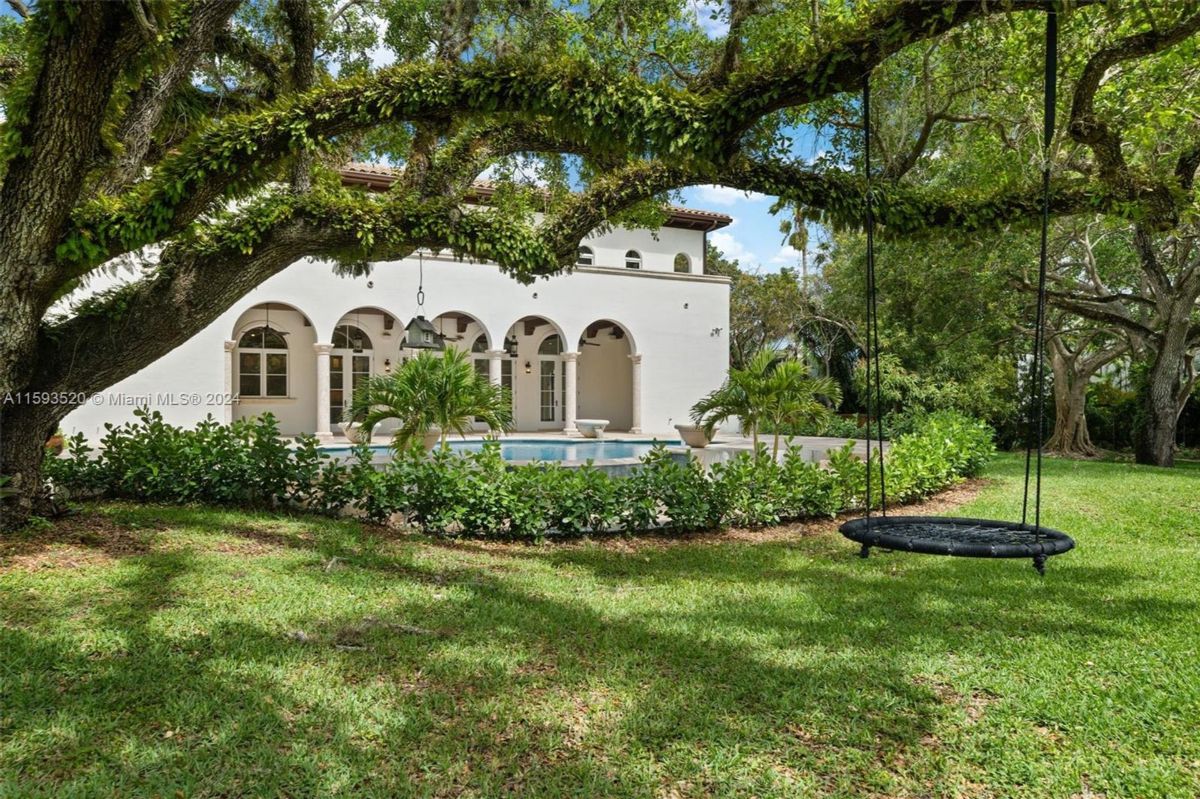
63,226,729,439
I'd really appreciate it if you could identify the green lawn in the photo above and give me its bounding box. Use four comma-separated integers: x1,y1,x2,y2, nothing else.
2,455,1198,798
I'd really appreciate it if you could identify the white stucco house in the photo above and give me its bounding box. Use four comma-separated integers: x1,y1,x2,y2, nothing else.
63,164,733,440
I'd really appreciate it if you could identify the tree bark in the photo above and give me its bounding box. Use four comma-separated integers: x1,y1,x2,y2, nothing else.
1045,344,1099,457
0,402,64,530
1135,317,1190,467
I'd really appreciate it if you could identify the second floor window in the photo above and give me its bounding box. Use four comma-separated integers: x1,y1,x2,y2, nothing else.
625,250,642,270
577,246,594,267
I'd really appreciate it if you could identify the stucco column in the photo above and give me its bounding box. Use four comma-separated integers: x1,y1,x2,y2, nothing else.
485,349,505,386
628,353,643,434
314,342,333,437
562,351,579,432
223,340,237,424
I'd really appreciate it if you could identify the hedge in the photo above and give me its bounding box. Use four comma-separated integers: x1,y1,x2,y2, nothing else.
46,408,995,540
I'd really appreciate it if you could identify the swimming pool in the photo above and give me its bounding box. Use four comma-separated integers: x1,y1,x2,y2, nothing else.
322,438,675,463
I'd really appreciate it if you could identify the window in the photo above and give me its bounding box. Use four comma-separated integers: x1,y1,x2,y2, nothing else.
470,334,488,353
332,324,372,351
237,326,288,397
624,250,642,270
673,253,691,273
538,334,563,355
577,246,594,267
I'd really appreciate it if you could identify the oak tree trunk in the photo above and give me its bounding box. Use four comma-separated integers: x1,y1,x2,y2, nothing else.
1135,317,1190,467
1044,343,1100,457
0,402,64,530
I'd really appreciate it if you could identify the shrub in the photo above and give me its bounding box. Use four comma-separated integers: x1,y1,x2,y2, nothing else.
45,408,996,540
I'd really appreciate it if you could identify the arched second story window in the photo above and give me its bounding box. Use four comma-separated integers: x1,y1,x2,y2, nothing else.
470,333,488,353
332,324,373,352
624,250,642,270
237,326,288,397
538,334,563,355
576,246,594,267
673,253,691,273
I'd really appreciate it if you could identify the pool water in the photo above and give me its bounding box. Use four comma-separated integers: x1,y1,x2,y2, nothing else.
323,438,673,463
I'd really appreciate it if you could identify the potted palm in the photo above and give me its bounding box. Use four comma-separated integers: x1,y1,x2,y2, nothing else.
344,349,512,453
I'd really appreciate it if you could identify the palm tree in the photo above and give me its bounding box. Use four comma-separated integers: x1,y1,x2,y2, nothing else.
344,348,512,452
691,349,840,458
759,359,841,459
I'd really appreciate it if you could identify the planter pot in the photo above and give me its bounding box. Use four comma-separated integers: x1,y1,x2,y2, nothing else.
339,422,370,444
45,435,65,456
675,424,715,448
422,429,442,451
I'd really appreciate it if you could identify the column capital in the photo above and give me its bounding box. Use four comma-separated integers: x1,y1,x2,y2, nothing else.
628,353,643,365
314,342,334,355
484,349,507,359
223,339,237,352
562,350,580,362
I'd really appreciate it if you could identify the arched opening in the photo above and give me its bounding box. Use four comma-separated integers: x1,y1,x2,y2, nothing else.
673,253,691,273
501,315,566,431
577,319,634,431
624,249,642,270
576,245,594,267
230,302,316,434
329,307,396,430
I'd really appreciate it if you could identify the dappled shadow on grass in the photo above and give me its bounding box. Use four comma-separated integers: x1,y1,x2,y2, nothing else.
5,477,1198,797
1,508,966,797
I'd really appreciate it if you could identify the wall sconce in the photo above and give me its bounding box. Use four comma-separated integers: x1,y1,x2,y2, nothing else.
524,360,532,374
683,302,689,309
711,327,723,336
532,292,539,300
383,358,392,373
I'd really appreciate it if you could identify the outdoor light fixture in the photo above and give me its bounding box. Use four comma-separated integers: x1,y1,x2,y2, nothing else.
383,358,392,373
503,335,518,357
524,360,532,374
402,253,445,351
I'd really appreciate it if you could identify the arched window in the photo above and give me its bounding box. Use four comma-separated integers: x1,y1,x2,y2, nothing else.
237,326,288,397
538,334,563,355
470,333,488,353
673,253,691,273
577,246,594,267
332,324,372,352
624,250,642,270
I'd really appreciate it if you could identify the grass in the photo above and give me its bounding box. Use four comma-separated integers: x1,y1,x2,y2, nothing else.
1,454,1198,798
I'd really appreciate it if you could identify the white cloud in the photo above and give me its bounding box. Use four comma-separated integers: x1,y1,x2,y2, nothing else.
691,0,730,39
693,184,767,206
769,244,803,265
709,230,754,264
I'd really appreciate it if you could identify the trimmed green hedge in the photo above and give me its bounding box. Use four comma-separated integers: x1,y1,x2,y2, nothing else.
47,409,995,539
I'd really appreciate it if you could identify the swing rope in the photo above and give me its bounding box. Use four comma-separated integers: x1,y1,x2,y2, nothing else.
862,76,887,521
1021,7,1057,535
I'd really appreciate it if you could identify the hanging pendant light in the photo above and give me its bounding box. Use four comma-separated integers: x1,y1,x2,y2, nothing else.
403,252,445,351
352,310,364,353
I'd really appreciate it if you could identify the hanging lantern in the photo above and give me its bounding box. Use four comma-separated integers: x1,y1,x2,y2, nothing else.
401,253,444,351
403,315,444,351
503,335,518,357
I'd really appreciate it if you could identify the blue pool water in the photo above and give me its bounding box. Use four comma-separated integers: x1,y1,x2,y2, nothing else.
322,438,673,463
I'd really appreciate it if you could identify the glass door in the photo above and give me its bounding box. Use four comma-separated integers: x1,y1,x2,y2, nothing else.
539,358,559,425
330,352,372,428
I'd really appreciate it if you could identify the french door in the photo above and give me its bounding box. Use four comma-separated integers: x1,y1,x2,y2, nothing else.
330,351,372,427
539,358,562,426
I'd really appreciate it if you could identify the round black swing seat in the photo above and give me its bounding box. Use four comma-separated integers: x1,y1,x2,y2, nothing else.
839,516,1075,560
